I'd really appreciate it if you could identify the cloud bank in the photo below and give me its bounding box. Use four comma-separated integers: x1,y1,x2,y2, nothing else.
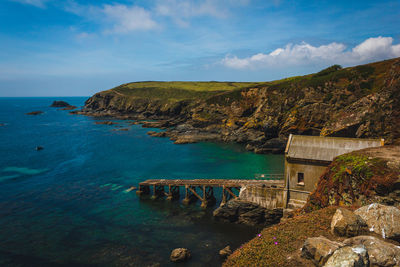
222,37,400,69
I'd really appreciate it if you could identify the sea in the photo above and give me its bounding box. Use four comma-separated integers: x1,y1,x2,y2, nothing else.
0,97,284,267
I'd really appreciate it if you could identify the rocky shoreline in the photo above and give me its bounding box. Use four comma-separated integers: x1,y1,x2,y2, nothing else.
72,58,400,154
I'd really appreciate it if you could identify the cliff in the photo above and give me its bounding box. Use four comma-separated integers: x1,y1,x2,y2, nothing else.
77,57,400,153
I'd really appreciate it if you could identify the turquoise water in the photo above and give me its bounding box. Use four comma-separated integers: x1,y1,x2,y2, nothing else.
0,97,284,266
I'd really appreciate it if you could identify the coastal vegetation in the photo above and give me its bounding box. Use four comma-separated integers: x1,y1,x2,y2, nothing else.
79,57,400,153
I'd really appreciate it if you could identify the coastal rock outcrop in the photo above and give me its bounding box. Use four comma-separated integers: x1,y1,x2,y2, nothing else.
354,203,400,241
330,208,368,237
170,248,191,262
50,100,72,108
76,58,400,154
213,199,283,226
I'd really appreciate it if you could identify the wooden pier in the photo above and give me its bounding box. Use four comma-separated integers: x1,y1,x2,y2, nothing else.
136,178,284,208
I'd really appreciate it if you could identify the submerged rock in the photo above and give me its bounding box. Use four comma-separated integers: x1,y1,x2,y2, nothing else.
354,203,400,240
95,121,117,125
147,131,167,137
26,111,43,115
331,208,368,237
170,248,191,262
219,246,232,258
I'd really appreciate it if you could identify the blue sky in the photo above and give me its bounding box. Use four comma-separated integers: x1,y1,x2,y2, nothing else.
0,0,399,96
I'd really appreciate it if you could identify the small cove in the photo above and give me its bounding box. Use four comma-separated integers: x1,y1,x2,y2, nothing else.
0,97,284,266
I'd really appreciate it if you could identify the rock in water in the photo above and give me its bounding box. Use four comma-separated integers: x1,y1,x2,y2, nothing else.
323,246,369,267
50,101,71,108
331,208,368,237
219,246,232,258
354,203,400,241
301,236,343,266
26,111,43,115
170,248,191,262
213,199,283,226
343,236,400,267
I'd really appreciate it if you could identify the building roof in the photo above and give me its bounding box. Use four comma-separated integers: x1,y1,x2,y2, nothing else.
285,135,384,162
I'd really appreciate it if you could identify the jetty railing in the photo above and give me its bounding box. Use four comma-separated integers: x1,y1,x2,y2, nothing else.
136,178,284,208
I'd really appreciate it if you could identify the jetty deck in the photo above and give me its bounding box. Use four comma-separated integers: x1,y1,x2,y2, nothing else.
137,177,284,208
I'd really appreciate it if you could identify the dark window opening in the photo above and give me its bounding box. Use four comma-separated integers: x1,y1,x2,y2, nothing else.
297,172,304,185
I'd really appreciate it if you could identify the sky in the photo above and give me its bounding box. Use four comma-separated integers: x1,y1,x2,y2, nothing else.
0,0,399,96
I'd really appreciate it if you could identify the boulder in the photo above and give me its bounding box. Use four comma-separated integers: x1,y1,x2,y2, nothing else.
213,199,283,226
50,100,72,107
219,246,232,258
331,208,368,237
343,236,400,267
264,208,284,225
170,248,191,263
323,246,369,267
354,203,400,240
238,207,265,225
301,236,343,266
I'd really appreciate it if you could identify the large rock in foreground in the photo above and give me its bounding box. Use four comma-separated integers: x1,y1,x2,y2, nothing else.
213,199,282,226
170,248,191,263
323,246,369,267
301,236,343,266
354,203,400,240
331,208,367,237
343,236,400,267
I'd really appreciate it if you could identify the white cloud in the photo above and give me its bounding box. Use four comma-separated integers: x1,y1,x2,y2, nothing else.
10,0,49,8
65,2,158,34
102,4,158,33
222,37,400,69
155,0,250,26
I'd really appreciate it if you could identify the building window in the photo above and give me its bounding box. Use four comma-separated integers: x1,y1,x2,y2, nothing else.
297,172,304,185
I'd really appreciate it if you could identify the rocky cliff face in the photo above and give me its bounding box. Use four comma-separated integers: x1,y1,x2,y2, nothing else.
77,57,400,153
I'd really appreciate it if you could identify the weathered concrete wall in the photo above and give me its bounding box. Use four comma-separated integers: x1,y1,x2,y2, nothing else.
285,159,329,193
239,186,284,209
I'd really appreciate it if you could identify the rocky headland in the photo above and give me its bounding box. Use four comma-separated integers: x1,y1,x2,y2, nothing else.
74,57,400,153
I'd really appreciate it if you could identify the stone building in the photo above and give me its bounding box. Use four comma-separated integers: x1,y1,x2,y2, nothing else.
283,134,384,209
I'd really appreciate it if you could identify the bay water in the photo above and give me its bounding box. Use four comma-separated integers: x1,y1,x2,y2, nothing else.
0,97,284,266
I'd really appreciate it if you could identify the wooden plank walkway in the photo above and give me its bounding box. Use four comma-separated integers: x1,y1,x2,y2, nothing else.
137,177,284,208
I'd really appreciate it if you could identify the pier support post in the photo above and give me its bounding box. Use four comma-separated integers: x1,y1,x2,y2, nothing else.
182,186,198,205
201,186,216,209
136,185,150,196
151,185,164,200
166,186,180,201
